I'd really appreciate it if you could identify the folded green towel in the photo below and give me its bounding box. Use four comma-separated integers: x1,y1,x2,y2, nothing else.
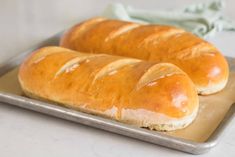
102,0,235,39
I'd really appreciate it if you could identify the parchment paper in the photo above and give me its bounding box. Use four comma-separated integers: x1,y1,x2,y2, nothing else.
0,64,234,142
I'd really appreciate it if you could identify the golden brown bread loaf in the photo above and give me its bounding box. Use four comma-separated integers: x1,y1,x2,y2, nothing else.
18,46,199,131
60,17,229,95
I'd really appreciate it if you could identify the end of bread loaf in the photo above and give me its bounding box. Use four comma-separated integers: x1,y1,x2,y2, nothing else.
168,40,229,95
125,63,199,131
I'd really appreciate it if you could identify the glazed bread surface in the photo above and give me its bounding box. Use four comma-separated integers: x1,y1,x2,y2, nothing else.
60,17,229,95
18,46,199,131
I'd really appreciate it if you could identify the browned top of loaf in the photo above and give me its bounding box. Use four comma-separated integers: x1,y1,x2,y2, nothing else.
60,17,229,90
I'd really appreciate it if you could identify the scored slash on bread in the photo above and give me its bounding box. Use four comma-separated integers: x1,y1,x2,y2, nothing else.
136,63,184,91
18,46,199,131
60,17,229,95
93,58,141,83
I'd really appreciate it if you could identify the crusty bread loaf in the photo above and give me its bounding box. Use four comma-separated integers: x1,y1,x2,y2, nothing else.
60,17,229,95
18,46,199,131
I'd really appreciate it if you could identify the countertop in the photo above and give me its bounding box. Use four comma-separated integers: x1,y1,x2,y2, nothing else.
0,0,234,156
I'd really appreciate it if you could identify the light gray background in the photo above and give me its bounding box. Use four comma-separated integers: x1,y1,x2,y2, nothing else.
0,0,234,156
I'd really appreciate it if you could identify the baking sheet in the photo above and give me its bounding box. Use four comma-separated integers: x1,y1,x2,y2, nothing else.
0,63,234,143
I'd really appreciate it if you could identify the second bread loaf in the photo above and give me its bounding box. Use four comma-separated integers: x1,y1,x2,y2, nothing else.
60,17,229,95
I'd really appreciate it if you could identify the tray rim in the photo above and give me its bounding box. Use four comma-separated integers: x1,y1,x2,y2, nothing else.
0,32,234,155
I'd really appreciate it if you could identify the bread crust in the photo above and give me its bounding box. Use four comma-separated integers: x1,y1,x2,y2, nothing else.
60,17,229,95
18,46,199,131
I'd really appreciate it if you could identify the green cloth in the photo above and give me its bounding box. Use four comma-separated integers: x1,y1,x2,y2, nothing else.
102,0,235,39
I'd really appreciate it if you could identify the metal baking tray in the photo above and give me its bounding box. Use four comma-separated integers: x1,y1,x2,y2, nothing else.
0,32,234,155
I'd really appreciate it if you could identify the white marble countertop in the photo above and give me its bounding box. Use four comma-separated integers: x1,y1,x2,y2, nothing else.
0,0,234,156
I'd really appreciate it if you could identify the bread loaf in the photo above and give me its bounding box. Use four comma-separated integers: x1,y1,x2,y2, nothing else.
18,46,199,131
60,17,229,95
